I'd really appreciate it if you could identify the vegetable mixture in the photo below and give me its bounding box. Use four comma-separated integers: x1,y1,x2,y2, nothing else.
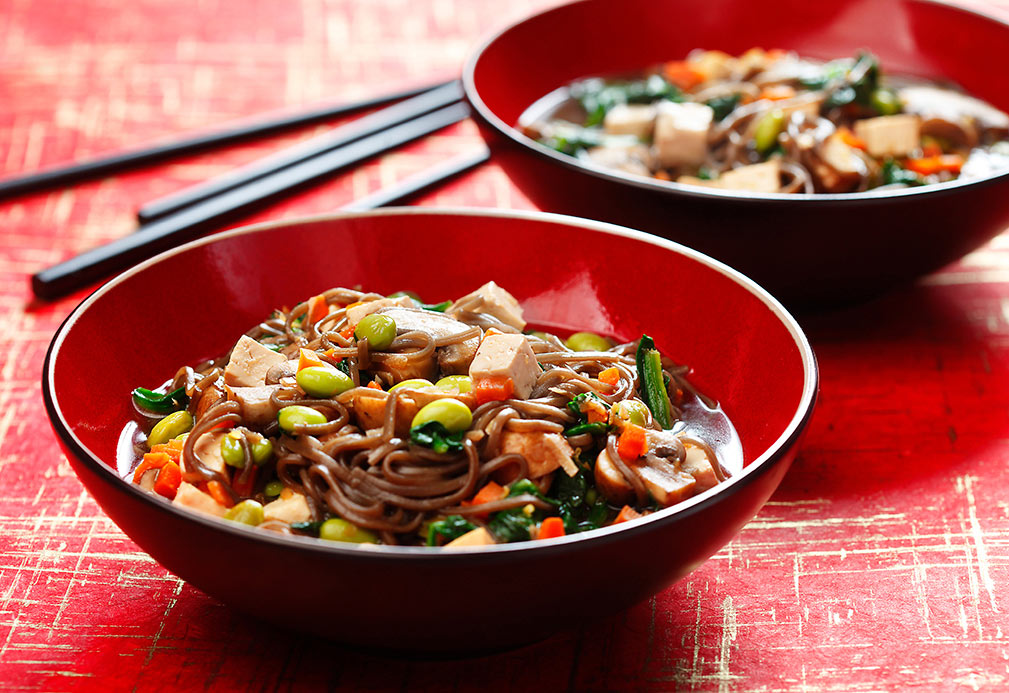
521,48,1009,193
126,282,728,547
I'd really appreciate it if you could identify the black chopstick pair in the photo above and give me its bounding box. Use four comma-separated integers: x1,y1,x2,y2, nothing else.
27,80,488,299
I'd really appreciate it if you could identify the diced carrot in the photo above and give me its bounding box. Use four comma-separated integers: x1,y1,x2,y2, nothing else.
298,347,326,372
613,505,643,525
473,376,514,405
340,325,356,340
464,481,506,517
149,441,182,463
232,465,257,498
537,516,566,540
759,84,796,101
366,380,383,390
205,480,234,508
306,294,329,325
132,452,172,483
598,367,620,386
837,128,867,151
480,327,505,344
662,61,705,90
905,154,964,176
152,461,182,500
653,170,672,181
617,424,648,461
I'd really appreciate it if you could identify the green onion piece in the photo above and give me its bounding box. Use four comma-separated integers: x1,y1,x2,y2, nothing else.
635,335,673,429
132,386,189,414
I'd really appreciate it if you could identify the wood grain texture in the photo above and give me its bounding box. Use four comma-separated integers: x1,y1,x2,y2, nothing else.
2,0,1009,690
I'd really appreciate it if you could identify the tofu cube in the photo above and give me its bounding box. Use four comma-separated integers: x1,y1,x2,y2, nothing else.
717,160,781,193
193,430,228,475
499,430,579,479
653,101,714,168
444,527,496,548
450,281,526,330
603,103,656,139
853,114,921,158
345,296,414,327
228,385,281,427
469,333,539,399
173,482,227,518
224,335,287,387
263,493,312,524
584,144,653,177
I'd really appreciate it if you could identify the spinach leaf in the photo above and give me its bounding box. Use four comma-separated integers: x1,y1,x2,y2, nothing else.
410,421,465,454
488,510,536,543
565,422,608,437
427,515,476,546
421,300,451,312
881,159,924,187
573,75,683,127
290,520,323,536
705,93,741,121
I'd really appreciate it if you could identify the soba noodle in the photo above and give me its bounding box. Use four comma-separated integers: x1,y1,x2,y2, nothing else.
126,282,728,547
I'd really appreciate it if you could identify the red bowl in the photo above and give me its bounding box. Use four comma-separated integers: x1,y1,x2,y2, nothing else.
43,209,817,653
463,0,1009,308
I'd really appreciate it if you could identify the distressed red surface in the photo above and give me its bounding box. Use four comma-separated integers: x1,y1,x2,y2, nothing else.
2,0,1009,690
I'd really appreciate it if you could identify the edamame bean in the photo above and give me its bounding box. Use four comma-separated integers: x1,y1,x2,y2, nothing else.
296,365,354,398
389,378,434,392
411,398,473,433
355,314,397,350
278,405,327,434
263,480,285,497
224,500,264,526
435,375,472,393
612,399,649,426
221,431,274,467
221,431,246,468
870,88,901,116
753,108,786,153
565,331,611,352
319,518,378,543
250,437,273,466
147,410,194,448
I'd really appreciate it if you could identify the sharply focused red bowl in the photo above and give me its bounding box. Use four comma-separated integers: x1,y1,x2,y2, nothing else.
463,0,1009,307
43,209,817,653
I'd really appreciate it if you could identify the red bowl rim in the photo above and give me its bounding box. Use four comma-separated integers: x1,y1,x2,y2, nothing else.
462,0,1009,204
43,207,818,560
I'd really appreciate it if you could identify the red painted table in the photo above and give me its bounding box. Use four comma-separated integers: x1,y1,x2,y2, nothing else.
3,1,1009,689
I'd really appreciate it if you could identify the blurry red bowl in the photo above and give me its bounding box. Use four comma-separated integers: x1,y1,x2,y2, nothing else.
43,209,816,653
463,0,1009,308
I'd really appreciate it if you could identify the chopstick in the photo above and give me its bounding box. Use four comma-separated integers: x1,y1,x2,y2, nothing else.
32,102,471,299
342,148,490,211
137,81,464,222
0,78,454,201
